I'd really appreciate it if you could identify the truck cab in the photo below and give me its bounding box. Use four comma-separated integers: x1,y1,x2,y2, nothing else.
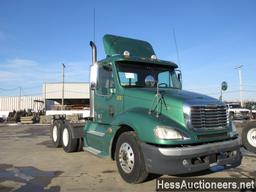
51,34,242,183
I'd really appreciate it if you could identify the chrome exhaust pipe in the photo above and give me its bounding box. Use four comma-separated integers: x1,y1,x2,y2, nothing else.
89,41,97,118
90,41,97,65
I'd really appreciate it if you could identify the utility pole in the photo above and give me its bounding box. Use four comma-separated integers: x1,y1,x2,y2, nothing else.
235,65,244,107
44,82,46,110
62,63,65,110
19,87,21,110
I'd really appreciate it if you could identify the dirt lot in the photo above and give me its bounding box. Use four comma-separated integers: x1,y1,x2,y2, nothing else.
0,124,255,192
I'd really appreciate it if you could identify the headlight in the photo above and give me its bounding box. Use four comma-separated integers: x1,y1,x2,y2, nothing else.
183,105,191,128
183,105,191,115
154,126,189,140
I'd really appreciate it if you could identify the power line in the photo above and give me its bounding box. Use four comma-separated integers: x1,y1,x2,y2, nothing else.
93,8,96,43
0,87,20,91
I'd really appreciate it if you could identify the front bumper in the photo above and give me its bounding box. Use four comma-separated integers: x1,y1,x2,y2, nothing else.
141,138,242,175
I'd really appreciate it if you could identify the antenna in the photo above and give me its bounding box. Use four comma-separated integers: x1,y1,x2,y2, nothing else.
93,8,96,43
173,28,181,70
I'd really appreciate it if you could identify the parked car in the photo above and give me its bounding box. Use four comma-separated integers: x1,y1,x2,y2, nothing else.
245,102,256,119
252,109,256,119
227,103,250,120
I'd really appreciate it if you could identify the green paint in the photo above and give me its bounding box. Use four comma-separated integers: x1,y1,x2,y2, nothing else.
84,34,234,158
103,34,155,58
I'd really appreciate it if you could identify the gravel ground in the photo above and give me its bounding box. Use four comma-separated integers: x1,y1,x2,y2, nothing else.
0,124,255,192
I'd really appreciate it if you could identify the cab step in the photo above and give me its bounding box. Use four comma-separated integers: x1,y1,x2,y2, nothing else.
83,146,108,158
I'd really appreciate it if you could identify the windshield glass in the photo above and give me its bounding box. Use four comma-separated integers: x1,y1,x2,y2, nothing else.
228,104,241,109
116,61,181,89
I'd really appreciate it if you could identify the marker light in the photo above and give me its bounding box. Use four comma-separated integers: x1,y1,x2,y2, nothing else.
123,50,130,57
151,55,157,60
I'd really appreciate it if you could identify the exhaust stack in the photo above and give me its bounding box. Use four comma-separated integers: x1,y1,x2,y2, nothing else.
89,41,98,118
90,41,97,65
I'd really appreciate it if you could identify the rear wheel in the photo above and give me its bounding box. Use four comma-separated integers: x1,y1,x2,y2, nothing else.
242,123,256,153
51,120,63,148
62,122,78,153
115,131,148,183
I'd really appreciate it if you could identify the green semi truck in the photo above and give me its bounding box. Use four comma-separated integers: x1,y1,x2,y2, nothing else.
51,34,242,183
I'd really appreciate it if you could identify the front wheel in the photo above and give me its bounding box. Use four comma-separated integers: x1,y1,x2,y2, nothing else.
115,131,148,183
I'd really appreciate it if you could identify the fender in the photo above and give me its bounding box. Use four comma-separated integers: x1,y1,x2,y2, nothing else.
110,107,189,144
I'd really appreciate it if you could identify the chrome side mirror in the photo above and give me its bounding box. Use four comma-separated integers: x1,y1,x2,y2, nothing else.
145,75,156,87
177,71,182,83
176,70,182,89
219,81,228,101
90,82,96,90
221,81,228,91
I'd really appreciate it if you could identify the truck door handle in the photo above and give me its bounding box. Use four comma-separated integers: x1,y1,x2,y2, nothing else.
108,105,115,117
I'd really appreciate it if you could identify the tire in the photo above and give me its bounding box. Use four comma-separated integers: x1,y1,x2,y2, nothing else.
51,120,63,148
242,122,256,153
115,131,148,183
62,122,78,153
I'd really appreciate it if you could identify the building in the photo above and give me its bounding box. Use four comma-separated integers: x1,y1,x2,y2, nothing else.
0,96,43,111
0,82,90,112
43,82,90,110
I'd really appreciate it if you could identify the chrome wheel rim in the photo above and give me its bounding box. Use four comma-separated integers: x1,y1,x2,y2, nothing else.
247,128,256,148
62,128,69,147
52,126,58,142
119,142,134,173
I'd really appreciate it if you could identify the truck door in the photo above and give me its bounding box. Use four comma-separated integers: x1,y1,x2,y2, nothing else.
94,64,122,124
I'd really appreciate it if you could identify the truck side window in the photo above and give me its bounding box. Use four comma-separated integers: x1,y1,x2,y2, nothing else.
96,65,114,95
118,72,138,86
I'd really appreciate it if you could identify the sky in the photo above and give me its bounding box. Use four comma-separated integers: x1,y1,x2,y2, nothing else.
0,0,255,101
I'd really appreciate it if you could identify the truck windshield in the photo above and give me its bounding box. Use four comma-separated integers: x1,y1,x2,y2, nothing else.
116,61,181,89
228,104,242,109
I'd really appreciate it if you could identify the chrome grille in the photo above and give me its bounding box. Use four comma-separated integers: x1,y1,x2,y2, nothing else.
191,105,228,129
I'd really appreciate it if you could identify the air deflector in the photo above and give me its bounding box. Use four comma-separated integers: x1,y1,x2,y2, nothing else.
103,34,155,58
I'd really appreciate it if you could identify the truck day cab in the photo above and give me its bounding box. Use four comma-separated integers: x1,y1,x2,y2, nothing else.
51,34,242,183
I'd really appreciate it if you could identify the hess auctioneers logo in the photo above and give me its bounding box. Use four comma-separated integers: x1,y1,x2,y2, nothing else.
156,178,256,191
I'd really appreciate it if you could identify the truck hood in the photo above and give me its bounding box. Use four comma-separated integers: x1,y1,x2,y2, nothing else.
124,88,224,107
